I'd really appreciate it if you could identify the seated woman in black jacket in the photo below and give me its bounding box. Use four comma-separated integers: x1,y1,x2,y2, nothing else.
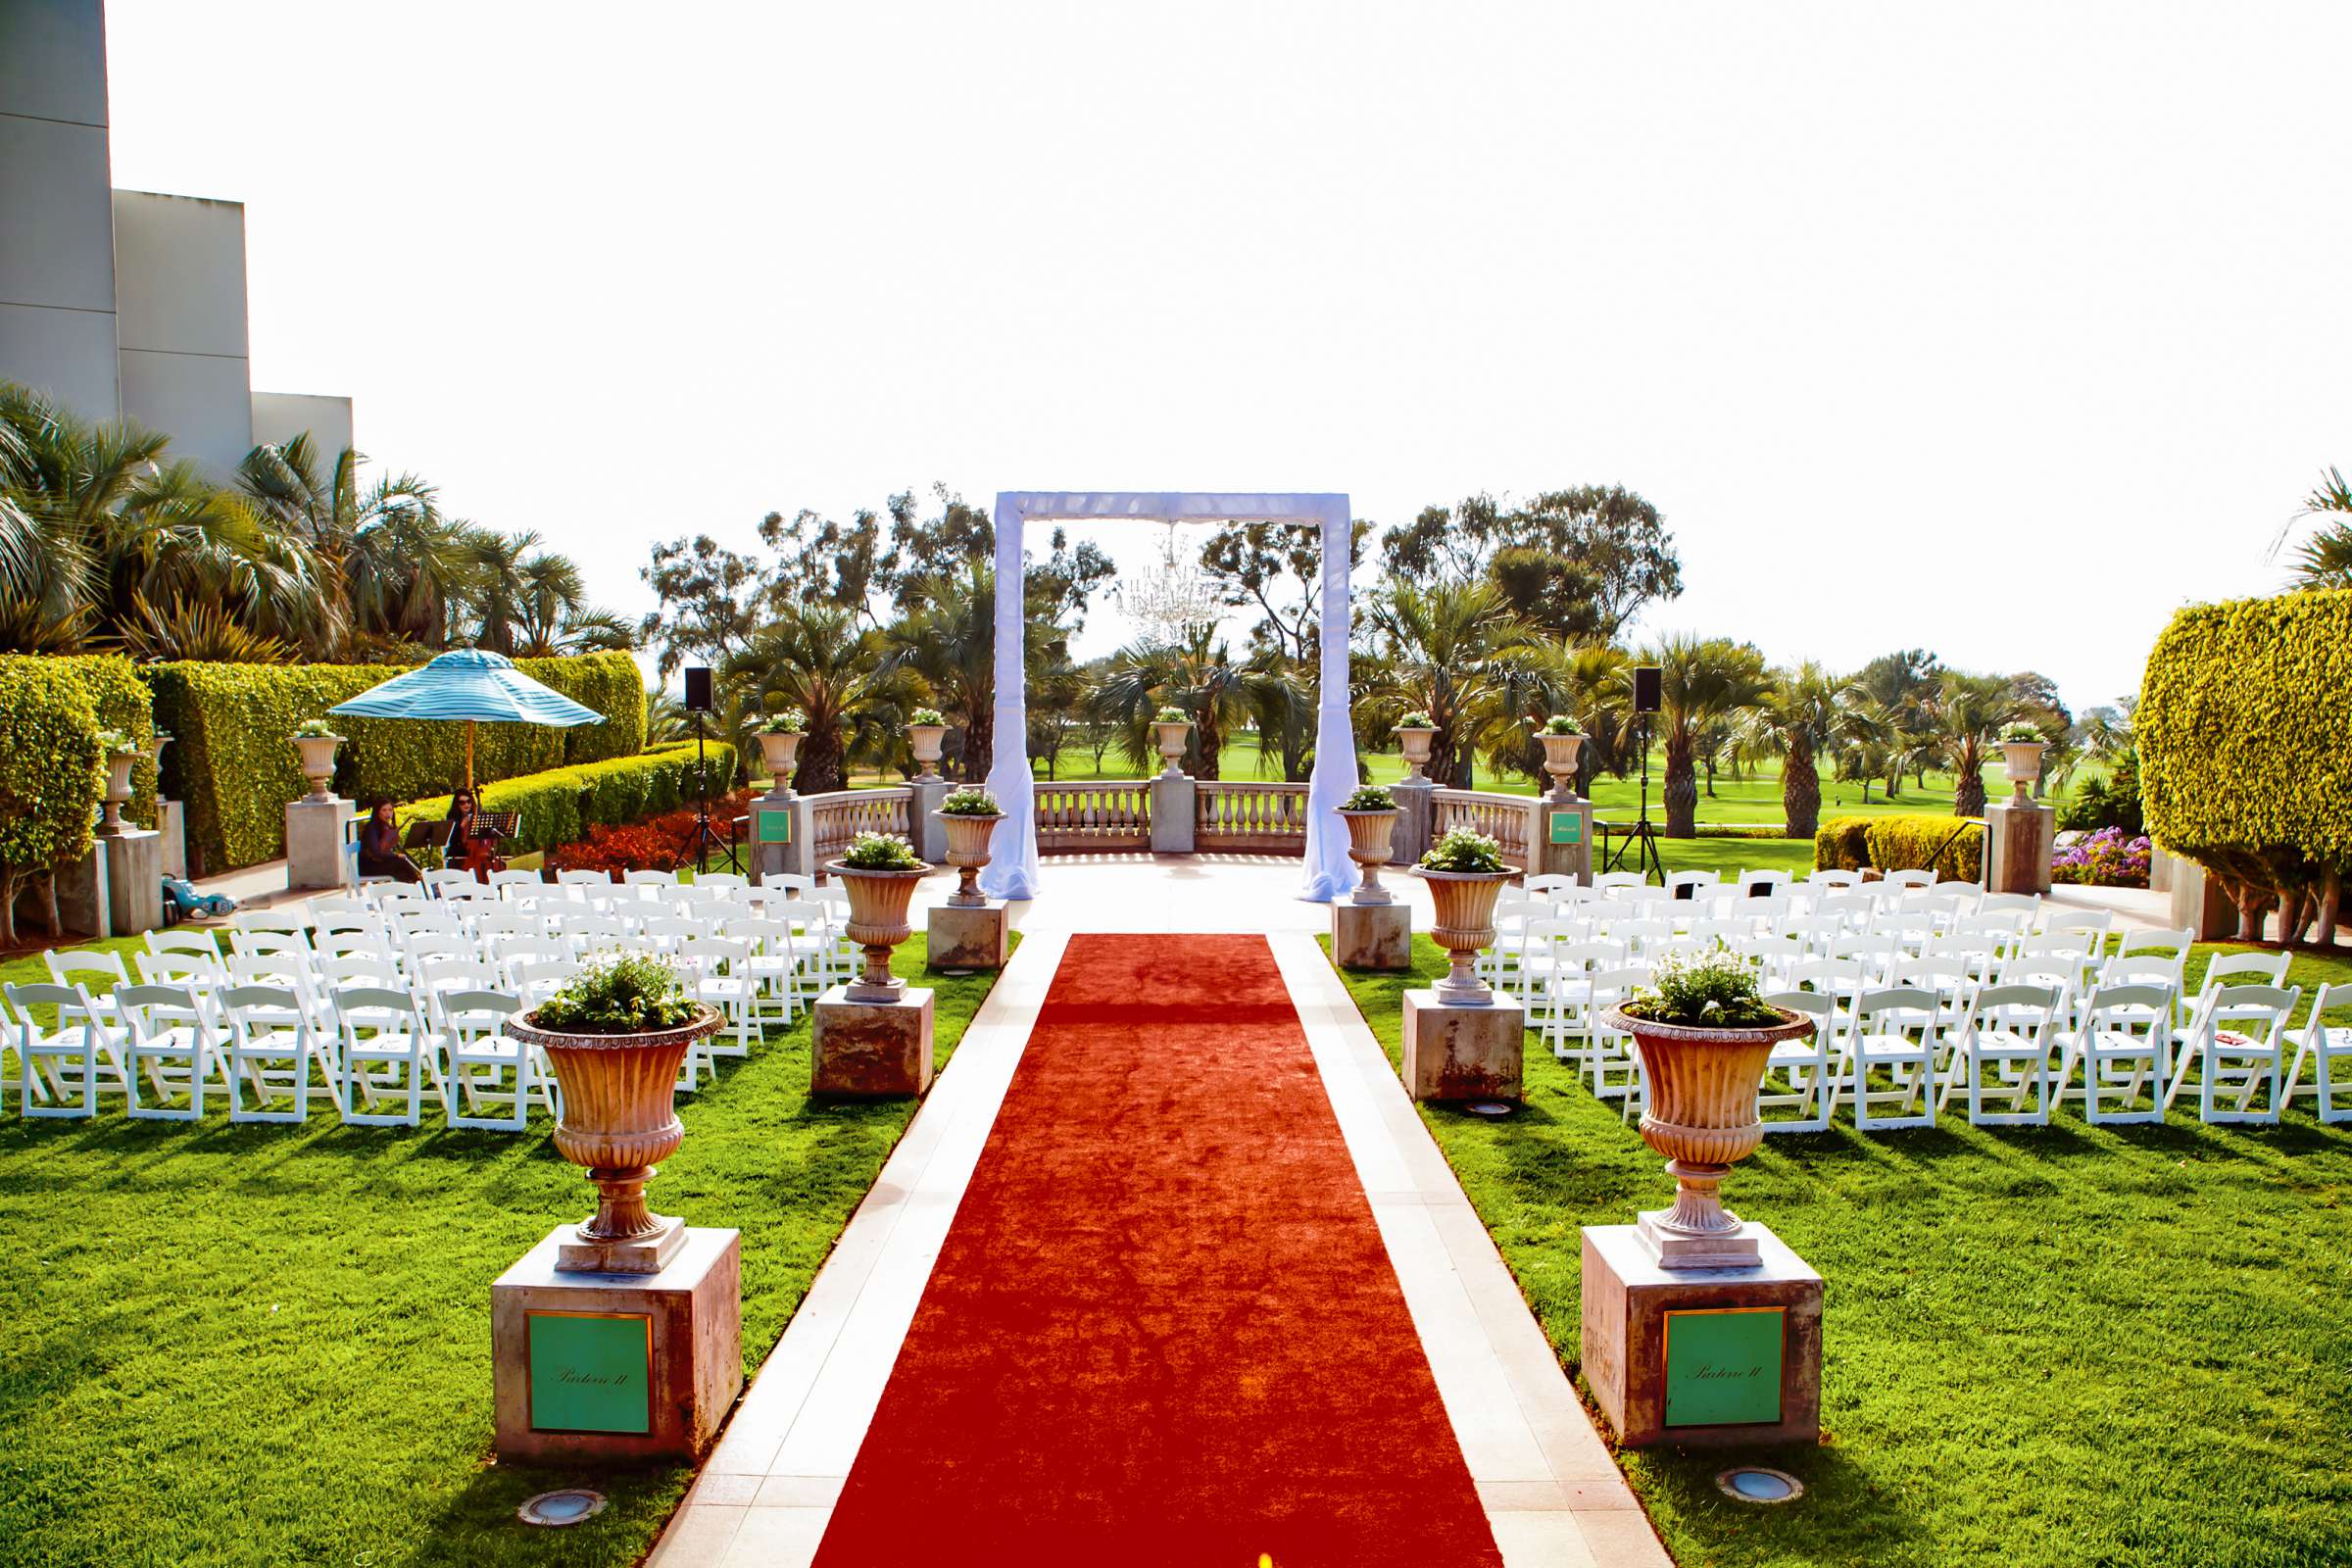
356,801,422,884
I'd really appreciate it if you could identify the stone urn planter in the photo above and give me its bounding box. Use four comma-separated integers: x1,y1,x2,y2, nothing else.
1595,1004,1817,1269
756,730,804,790
508,1003,724,1273
1536,730,1586,795
828,860,930,1002
934,809,999,906
1412,864,1519,1004
2000,739,2047,802
1337,808,1400,905
907,723,949,781
1152,719,1193,778
291,733,343,800
97,748,137,837
1396,726,1437,781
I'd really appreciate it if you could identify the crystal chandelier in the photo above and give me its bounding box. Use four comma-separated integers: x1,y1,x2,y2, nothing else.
1117,520,1224,645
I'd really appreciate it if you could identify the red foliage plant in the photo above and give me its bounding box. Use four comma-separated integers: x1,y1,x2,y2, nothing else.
545,792,755,876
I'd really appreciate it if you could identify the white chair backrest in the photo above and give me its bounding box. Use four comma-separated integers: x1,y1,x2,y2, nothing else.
1883,869,1936,893
1592,871,1647,893
136,950,220,989
2196,951,2290,996
118,983,204,1034
623,869,679,888
232,908,314,938
47,948,131,991
694,872,750,893
318,955,402,991
442,989,522,1036
146,928,222,960
334,985,423,1030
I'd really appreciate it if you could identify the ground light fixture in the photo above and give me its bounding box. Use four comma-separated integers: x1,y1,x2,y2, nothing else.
1715,1467,1804,1504
516,1489,608,1527
1465,1102,1513,1118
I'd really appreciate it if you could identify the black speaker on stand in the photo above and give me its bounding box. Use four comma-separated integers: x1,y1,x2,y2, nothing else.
1610,665,1666,884
679,666,740,876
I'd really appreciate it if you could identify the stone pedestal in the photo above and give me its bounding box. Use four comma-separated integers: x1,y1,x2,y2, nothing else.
1392,775,1436,866
285,796,355,892
492,1225,742,1464
909,776,951,862
101,827,163,936
1537,794,1594,886
1580,1222,1821,1449
1150,773,1196,853
927,902,1008,970
53,846,110,939
811,986,936,1098
751,788,798,885
2167,854,2235,940
158,801,187,880
1333,902,1411,970
1984,800,2053,896
1401,989,1525,1102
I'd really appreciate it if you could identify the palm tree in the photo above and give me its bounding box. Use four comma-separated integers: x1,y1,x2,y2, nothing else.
1734,662,1849,839
1089,630,1302,780
2285,467,2352,588
723,602,895,793
1934,671,2016,816
1644,635,1769,837
1362,581,1534,788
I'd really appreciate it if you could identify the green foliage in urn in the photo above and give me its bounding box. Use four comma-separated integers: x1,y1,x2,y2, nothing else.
145,650,646,870
841,830,922,870
1154,706,1188,723
1540,713,1583,735
1398,710,1434,730
0,660,105,945
761,708,807,733
1420,826,1507,873
95,727,138,757
1341,784,1397,811
291,717,340,740
1623,946,1785,1028
2138,588,2352,941
907,707,944,727
938,788,1003,817
532,953,700,1034
1999,721,2042,743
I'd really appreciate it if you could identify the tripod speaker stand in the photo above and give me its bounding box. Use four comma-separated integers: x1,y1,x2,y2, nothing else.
678,667,741,876
1604,664,1665,883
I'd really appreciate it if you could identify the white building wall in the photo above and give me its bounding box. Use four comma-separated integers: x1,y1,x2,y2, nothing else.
112,188,253,474
251,390,354,461
0,0,119,416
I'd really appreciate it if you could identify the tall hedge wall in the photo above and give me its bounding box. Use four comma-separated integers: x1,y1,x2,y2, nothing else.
0,660,106,944
1813,813,1984,882
2138,588,2352,937
2,654,162,826
393,741,731,869
147,651,646,872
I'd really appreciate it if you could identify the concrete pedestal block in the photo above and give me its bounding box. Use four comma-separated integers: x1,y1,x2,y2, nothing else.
53,847,109,939
284,797,354,892
1401,989,1525,1102
1333,901,1411,970
909,776,950,862
1984,800,2054,896
1581,1221,1821,1449
1536,795,1594,885
927,901,1008,970
811,985,936,1098
159,800,187,880
100,828,162,936
492,1225,742,1464
1392,776,1436,866
2168,855,2236,940
1150,773,1197,853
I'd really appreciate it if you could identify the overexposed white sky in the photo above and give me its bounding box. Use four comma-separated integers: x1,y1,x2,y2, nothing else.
103,1,2352,712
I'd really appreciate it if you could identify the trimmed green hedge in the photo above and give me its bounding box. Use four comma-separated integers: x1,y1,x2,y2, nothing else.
0,660,105,942
1814,813,1984,881
146,652,646,872
50,655,161,825
391,741,732,870
2139,588,2352,930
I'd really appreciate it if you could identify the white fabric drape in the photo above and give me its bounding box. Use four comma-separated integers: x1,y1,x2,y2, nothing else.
1298,500,1359,902
974,491,1359,904
978,491,1040,899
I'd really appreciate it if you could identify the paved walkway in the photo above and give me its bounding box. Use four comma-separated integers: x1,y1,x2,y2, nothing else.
648,858,1668,1567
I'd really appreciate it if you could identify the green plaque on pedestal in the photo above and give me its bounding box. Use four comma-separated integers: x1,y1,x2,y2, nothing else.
754,804,795,845
527,1310,653,1434
1548,809,1584,846
1663,1306,1784,1428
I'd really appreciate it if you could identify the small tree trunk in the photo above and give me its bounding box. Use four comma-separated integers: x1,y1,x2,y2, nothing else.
2315,870,2342,949
1664,726,1699,838
1783,740,1821,840
0,868,16,948
2237,882,2272,943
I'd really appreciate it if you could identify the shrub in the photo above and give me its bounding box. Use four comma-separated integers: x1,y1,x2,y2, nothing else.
938,788,1003,817
29,654,161,826
840,831,921,871
1421,826,1506,873
908,708,944,727
399,742,731,870
1999,721,2043,743
1812,816,1872,872
2138,588,2352,939
2058,755,2143,838
542,793,756,877
1812,813,1982,880
2053,827,2152,888
1398,711,1433,730
1153,707,1187,723
291,717,340,739
0,661,105,945
1625,946,1782,1028
1341,784,1396,811
1540,713,1582,735
531,954,699,1034
146,651,644,871
1697,823,1788,840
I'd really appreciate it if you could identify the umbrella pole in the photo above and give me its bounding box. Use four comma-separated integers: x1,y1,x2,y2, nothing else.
466,720,475,793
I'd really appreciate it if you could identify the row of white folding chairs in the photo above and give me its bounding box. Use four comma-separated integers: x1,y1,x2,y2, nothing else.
5,979,560,1127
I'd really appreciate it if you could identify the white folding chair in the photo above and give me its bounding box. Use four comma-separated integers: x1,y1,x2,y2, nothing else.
43,948,133,1020
2165,983,2301,1124
2175,951,2291,1043
1757,989,1838,1133
510,956,581,1006
678,937,756,1063
6,981,125,1116
1581,965,1649,1109
440,990,553,1130
2075,983,2176,1125
1841,987,1940,1130
2284,981,2352,1124
220,984,343,1122
1936,983,2060,1125
118,984,230,1120
336,986,443,1127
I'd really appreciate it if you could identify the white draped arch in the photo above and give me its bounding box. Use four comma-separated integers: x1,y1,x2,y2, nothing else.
977,491,1360,904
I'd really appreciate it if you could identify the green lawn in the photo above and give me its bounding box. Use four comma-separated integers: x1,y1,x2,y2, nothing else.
1325,937,2352,1568
0,937,1005,1568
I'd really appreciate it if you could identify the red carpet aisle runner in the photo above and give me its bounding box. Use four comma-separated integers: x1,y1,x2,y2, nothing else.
811,934,1502,1567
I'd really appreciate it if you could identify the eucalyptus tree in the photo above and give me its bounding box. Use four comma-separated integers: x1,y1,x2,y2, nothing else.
1378,486,1682,640
1644,634,1769,837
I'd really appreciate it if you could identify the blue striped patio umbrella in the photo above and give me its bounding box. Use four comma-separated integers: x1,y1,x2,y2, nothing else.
327,648,602,791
